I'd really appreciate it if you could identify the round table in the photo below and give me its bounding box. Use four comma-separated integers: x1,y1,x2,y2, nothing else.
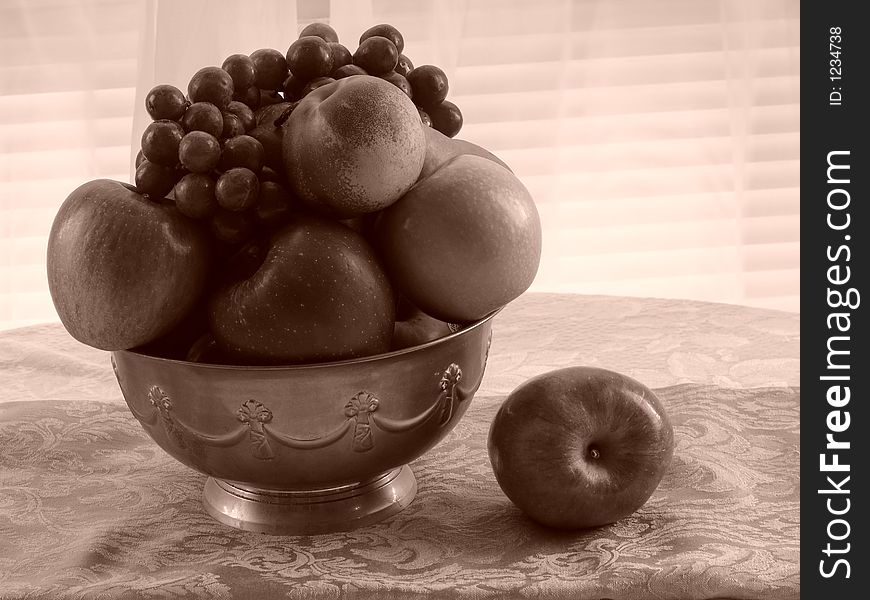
0,293,799,599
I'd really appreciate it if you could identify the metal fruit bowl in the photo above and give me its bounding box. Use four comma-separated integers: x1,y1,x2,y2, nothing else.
110,311,496,535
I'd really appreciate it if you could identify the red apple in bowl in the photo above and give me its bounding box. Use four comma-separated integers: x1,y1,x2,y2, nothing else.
418,126,512,180
374,154,541,324
208,214,395,364
282,75,426,218
487,366,675,530
391,307,456,350
46,179,211,351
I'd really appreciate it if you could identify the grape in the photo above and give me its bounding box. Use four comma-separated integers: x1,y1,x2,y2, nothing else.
282,74,306,101
250,48,289,90
181,102,224,137
380,71,412,99
429,100,463,137
135,148,146,169
135,159,177,199
211,208,256,244
221,112,246,138
174,173,218,219
395,54,414,77
188,66,234,110
221,54,256,90
141,119,184,166
353,36,398,75
328,42,353,71
178,131,221,173
256,181,297,229
299,22,339,43
300,76,336,97
145,84,187,121
224,100,256,131
418,108,433,128
216,167,259,211
250,126,285,172
332,64,367,79
359,23,404,54
219,135,264,173
407,65,448,108
286,36,334,80
232,85,261,109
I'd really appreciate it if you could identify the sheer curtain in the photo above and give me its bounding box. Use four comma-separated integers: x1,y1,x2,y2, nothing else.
0,0,799,331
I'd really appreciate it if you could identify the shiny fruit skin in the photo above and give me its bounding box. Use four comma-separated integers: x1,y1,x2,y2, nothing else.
380,71,412,99
141,119,184,166
178,131,221,173
174,173,217,219
328,42,353,71
429,100,463,138
47,179,210,351
395,54,414,77
487,366,675,529
145,84,187,121
299,22,339,43
224,100,256,132
353,36,398,75
219,135,264,173
181,102,224,138
221,54,256,90
216,167,259,211
407,64,448,109
221,113,246,138
359,23,405,54
282,75,426,218
375,154,541,323
188,66,234,109
250,48,289,90
208,215,395,365
134,159,177,199
286,36,334,81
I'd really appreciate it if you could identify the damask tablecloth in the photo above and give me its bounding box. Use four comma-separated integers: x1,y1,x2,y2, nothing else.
0,293,800,599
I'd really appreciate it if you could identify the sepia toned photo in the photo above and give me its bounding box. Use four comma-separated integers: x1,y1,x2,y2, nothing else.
1,1,804,598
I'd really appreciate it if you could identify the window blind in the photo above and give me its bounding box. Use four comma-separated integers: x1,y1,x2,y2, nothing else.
361,0,800,312
0,0,144,330
0,0,799,332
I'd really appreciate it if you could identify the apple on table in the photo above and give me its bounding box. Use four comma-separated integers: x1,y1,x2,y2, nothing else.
488,366,675,530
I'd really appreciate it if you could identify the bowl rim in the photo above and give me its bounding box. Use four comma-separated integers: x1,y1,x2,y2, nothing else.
114,307,500,372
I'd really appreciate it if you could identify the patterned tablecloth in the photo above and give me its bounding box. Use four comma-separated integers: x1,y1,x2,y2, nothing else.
0,293,800,599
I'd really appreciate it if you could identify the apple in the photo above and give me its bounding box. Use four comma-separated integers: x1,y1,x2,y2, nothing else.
374,154,541,323
282,75,426,218
391,307,456,350
487,366,675,529
418,126,512,180
208,214,395,364
46,179,211,351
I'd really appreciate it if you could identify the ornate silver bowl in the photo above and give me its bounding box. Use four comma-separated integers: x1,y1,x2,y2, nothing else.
110,311,495,535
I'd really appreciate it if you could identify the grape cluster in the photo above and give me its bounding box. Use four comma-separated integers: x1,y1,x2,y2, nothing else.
284,22,462,137
135,77,297,250
133,21,462,252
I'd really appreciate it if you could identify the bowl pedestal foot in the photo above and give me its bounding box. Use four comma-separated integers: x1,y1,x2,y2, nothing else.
201,465,417,535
